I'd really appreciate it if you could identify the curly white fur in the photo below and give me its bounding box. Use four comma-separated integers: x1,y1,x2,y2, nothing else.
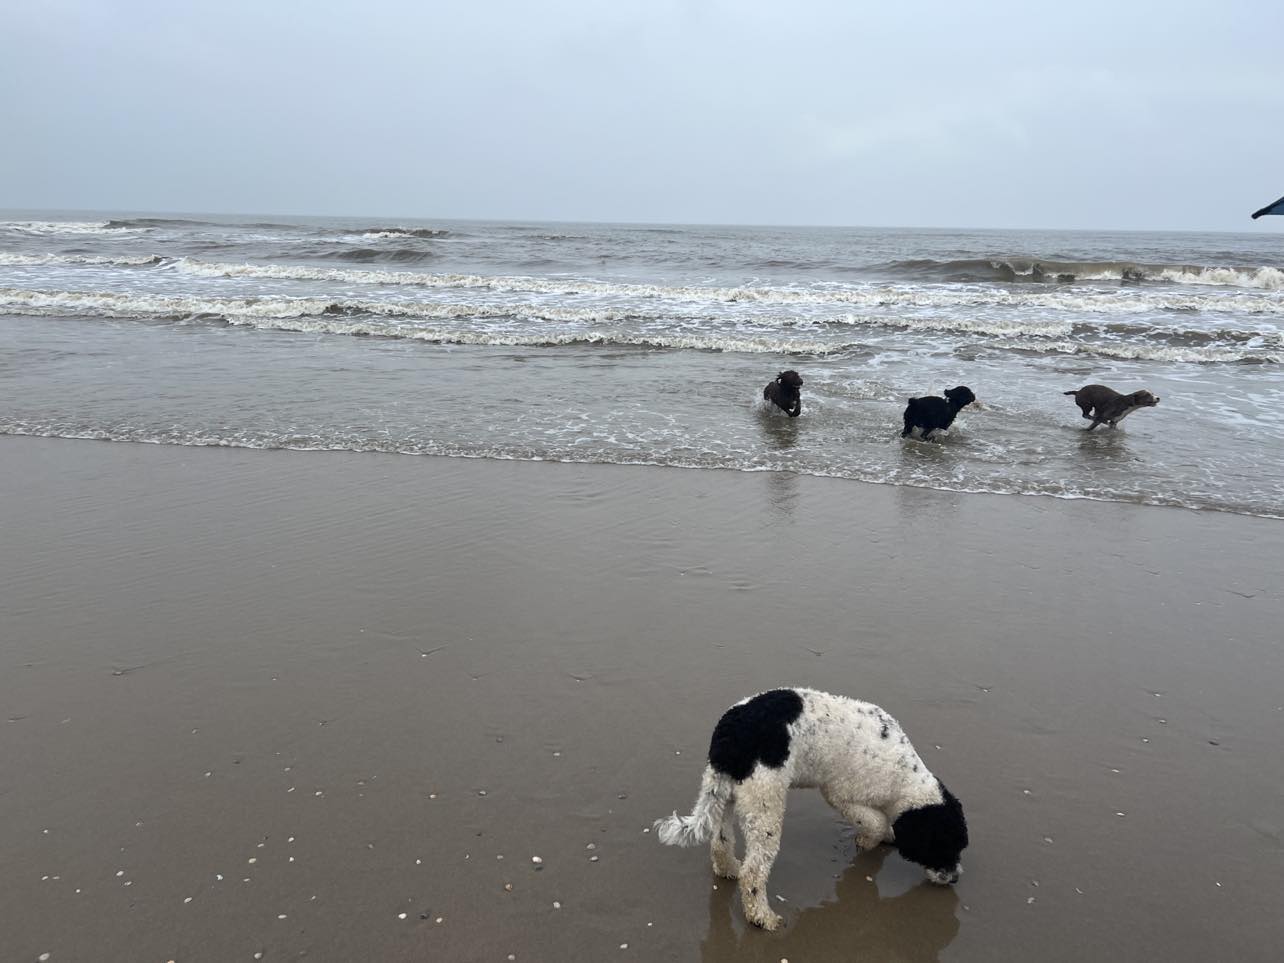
654,767,732,846
656,688,965,932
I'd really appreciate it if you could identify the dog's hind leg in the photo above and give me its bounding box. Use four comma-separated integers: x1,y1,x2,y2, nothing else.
710,799,740,879
734,771,787,930
822,787,891,851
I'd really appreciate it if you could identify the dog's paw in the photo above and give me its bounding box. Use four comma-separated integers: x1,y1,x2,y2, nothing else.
748,909,784,931
711,858,740,880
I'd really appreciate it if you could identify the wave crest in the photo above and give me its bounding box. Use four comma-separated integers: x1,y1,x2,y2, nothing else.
875,257,1284,290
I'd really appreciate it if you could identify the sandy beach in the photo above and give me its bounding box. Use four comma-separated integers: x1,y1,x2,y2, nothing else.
2,435,1282,962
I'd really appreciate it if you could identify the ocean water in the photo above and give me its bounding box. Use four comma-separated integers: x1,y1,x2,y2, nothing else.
2,211,1283,517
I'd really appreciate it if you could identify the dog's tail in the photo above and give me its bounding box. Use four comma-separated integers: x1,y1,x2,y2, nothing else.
1063,389,1079,396
654,766,732,847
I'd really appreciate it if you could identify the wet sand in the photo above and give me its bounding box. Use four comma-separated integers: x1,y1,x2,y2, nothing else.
2,436,1282,962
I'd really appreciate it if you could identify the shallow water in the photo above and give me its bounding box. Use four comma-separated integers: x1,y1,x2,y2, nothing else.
3,211,1283,516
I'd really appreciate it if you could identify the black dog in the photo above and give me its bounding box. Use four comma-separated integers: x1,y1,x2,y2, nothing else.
1064,385,1160,431
901,386,976,439
763,370,803,417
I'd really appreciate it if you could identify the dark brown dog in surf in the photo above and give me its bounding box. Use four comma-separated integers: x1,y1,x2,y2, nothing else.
1064,384,1160,430
763,370,804,417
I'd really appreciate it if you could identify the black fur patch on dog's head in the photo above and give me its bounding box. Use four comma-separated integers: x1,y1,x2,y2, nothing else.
707,689,804,782
776,370,804,388
944,386,975,409
1129,389,1159,407
892,782,968,880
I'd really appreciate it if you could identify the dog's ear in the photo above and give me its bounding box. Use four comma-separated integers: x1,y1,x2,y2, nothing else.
892,784,968,872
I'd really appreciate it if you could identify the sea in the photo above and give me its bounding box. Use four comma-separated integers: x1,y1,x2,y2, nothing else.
2,211,1283,518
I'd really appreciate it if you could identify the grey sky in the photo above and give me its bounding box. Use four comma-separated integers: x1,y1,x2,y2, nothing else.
3,0,1282,231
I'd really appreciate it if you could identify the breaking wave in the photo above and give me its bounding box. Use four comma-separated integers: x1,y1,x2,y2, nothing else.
353,227,450,239
171,258,1284,316
875,257,1284,290
4,286,1281,362
103,217,222,229
0,252,169,267
0,220,141,236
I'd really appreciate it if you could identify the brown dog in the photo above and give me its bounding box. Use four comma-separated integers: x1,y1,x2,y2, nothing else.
1064,385,1160,430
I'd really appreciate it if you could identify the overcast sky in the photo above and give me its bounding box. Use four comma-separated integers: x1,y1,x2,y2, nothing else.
2,0,1282,231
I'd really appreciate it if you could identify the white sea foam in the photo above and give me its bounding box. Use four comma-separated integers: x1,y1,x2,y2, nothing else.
1155,266,1284,290
0,220,139,235
0,252,165,267
5,286,1282,360
171,258,1284,316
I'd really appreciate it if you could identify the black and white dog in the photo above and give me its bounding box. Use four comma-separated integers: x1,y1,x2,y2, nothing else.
763,370,804,417
655,688,968,931
901,385,976,440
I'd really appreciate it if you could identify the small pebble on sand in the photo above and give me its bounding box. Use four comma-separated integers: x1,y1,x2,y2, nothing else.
38,955,51,962
504,883,513,892
586,843,596,850
589,856,599,862
553,901,561,909
531,856,543,864
620,944,628,950
398,912,407,920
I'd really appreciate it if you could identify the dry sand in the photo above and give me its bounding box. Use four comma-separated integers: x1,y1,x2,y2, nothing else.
1,436,1282,962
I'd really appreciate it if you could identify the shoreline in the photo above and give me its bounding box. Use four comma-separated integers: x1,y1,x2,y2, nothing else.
5,430,1282,522
2,435,1282,961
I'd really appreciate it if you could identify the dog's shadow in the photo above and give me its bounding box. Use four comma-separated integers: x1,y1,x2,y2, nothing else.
700,848,961,963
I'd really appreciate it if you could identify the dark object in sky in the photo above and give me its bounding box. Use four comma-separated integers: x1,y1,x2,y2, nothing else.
1250,195,1284,219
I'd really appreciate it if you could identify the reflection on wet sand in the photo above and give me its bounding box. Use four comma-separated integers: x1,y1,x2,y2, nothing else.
701,848,961,963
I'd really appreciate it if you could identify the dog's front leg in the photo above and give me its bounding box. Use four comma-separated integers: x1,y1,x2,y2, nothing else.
788,399,801,418
823,788,890,850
